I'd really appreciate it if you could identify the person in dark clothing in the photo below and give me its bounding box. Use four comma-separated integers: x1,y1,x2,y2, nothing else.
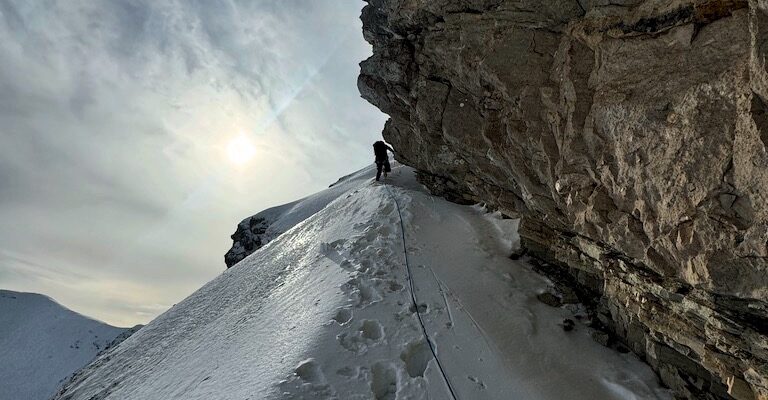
373,140,394,181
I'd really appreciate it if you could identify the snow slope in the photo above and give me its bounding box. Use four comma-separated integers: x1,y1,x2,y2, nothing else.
54,163,671,399
225,166,378,266
0,290,131,400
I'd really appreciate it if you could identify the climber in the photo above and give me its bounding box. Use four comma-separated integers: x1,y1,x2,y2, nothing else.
373,140,394,181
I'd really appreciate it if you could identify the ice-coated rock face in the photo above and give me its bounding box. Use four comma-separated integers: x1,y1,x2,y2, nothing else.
359,0,768,399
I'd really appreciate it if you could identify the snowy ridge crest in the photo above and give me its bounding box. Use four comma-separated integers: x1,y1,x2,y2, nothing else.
224,165,378,268
53,164,670,400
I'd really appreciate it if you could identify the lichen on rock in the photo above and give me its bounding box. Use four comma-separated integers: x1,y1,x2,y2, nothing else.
359,0,768,398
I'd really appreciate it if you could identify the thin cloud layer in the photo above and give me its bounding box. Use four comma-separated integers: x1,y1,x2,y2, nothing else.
0,0,386,326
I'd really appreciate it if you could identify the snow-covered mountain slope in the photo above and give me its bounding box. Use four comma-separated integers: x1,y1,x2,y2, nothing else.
54,163,671,399
225,166,378,267
0,290,133,400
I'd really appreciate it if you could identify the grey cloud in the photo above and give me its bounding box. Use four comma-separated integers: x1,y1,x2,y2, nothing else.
0,0,386,325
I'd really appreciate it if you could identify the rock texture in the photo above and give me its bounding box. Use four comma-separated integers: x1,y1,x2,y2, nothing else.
225,216,272,268
359,0,768,398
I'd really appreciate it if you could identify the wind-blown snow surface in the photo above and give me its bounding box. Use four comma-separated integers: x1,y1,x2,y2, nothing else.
0,290,129,400
226,167,379,266
55,164,671,400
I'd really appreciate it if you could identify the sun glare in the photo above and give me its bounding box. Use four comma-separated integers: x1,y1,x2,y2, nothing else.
226,135,256,165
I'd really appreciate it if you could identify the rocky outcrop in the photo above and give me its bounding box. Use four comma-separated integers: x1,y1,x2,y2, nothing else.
225,216,272,268
359,1,768,398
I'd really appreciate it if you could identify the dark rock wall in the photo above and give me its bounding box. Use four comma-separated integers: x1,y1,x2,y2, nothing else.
359,1,768,398
225,216,271,268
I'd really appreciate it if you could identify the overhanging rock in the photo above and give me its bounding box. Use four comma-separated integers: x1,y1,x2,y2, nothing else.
359,1,768,398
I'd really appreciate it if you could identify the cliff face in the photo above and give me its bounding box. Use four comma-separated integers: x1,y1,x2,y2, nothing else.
359,1,768,399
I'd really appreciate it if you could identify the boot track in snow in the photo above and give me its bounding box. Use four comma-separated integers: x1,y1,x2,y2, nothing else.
53,163,673,400
385,183,459,400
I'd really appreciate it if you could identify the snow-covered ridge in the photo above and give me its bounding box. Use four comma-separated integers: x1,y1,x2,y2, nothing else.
0,290,136,400
224,165,377,268
53,163,670,399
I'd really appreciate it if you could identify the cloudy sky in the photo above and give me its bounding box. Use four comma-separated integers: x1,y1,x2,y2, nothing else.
0,0,387,327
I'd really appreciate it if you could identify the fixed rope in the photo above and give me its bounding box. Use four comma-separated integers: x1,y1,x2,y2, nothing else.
384,184,459,400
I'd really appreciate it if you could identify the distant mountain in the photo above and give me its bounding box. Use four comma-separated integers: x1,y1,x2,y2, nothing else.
0,290,138,400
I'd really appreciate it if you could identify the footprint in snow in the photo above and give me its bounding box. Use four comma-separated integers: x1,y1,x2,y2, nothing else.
400,339,433,378
332,308,353,325
337,320,385,354
360,320,384,340
371,362,398,400
279,359,335,398
336,366,359,379
363,226,379,242
295,359,324,384
348,280,382,308
387,281,404,292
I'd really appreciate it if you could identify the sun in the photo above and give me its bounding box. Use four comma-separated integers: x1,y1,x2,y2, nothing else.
226,135,256,165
